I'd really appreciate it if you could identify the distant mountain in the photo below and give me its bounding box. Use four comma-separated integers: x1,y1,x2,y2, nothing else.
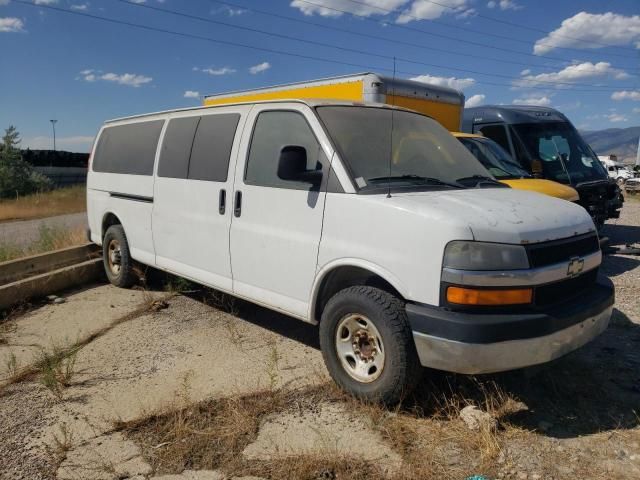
581,126,640,164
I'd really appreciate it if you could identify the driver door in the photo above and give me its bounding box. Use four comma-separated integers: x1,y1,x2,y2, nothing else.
229,105,332,318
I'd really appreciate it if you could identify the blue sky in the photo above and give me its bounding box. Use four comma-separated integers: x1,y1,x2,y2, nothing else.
1,0,639,152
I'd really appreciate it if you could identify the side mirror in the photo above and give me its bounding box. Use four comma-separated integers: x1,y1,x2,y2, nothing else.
277,146,322,185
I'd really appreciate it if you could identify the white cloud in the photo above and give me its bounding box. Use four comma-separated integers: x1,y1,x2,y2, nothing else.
128,0,146,4
397,0,472,24
533,12,640,55
410,74,475,90
632,107,640,114
487,0,521,10
465,94,485,107
23,135,95,152
184,90,200,98
512,95,553,106
33,0,58,5
290,0,408,18
0,17,24,32
195,66,236,76
249,62,271,74
70,4,89,11
0,0,10,5
611,90,640,101
514,62,629,89
79,70,152,87
605,113,628,123
213,5,247,16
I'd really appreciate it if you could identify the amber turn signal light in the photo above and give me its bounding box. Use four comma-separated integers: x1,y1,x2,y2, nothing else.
446,286,533,306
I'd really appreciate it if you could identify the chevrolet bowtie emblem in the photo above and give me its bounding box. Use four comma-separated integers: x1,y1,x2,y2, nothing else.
567,257,585,277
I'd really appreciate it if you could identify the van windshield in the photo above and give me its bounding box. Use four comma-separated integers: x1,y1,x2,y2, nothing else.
457,136,531,180
316,106,491,191
510,122,607,185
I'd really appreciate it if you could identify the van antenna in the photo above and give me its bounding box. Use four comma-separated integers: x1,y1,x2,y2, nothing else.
387,57,397,199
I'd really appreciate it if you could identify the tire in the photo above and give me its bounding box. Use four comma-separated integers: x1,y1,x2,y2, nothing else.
102,225,137,288
319,286,421,404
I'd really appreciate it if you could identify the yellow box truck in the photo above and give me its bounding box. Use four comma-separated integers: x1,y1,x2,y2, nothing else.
203,72,465,131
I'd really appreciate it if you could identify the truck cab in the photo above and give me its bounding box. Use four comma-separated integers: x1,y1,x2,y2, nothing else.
463,106,623,227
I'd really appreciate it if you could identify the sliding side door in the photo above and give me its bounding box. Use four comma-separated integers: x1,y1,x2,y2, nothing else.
152,106,249,291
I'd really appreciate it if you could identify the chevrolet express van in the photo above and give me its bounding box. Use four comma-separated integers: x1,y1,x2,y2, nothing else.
88,100,614,403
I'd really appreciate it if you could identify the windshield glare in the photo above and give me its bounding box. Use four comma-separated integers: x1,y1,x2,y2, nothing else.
458,137,530,179
316,106,490,191
511,122,607,185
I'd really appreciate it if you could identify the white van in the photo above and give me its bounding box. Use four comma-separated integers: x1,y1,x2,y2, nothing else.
87,100,614,403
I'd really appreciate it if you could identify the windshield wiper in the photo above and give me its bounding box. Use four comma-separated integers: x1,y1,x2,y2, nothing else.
455,175,506,188
368,175,463,188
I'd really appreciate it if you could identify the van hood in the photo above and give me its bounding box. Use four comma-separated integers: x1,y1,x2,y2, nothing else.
389,188,595,244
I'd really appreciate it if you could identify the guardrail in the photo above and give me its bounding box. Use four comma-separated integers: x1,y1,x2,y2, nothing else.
0,243,103,311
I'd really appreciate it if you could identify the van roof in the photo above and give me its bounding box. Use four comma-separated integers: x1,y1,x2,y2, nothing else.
463,105,569,126
104,99,427,124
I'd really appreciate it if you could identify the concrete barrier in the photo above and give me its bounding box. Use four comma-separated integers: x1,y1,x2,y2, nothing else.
0,243,99,285
0,244,104,311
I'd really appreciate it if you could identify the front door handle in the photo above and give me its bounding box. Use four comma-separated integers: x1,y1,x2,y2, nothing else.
219,189,226,215
234,190,242,217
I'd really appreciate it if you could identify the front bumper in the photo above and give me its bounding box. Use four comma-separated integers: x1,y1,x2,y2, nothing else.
406,277,614,374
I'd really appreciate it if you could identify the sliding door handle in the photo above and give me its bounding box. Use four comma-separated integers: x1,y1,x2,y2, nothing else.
234,190,242,217
219,189,226,215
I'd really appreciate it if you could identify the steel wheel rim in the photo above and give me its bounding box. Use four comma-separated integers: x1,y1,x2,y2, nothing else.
335,313,385,383
107,239,122,276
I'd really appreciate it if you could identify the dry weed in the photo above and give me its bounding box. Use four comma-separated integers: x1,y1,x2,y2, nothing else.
37,343,80,400
0,224,86,263
0,185,86,223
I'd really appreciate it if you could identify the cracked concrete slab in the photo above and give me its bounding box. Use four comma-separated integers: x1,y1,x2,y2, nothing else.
57,432,151,480
242,402,402,474
31,294,324,446
152,471,226,480
0,284,158,382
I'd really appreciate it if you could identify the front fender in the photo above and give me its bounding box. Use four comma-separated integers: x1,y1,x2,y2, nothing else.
308,258,409,324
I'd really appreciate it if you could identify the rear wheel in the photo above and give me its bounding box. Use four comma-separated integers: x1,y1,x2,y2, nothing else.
319,286,421,404
103,225,136,288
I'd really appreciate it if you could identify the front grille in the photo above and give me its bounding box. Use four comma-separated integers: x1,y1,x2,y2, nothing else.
526,233,599,268
534,268,598,307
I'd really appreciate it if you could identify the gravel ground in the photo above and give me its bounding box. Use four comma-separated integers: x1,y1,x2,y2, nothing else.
601,196,640,325
0,213,88,247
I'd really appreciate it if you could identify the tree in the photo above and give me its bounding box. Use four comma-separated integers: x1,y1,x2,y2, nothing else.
0,125,52,198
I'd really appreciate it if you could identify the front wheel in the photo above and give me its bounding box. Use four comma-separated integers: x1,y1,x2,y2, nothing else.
319,286,421,404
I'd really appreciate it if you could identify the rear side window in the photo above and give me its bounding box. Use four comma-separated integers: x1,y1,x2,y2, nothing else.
476,125,511,155
93,120,164,175
156,113,240,182
245,111,322,190
158,117,199,179
189,114,240,182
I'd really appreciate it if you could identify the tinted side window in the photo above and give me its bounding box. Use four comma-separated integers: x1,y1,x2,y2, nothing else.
93,120,164,175
158,117,200,179
245,111,322,189
189,114,240,182
477,125,511,154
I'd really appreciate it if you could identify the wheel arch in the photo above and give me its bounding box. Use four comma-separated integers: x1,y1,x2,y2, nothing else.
101,212,123,240
309,260,408,324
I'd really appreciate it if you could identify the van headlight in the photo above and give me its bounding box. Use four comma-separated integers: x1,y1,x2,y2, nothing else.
443,241,529,271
